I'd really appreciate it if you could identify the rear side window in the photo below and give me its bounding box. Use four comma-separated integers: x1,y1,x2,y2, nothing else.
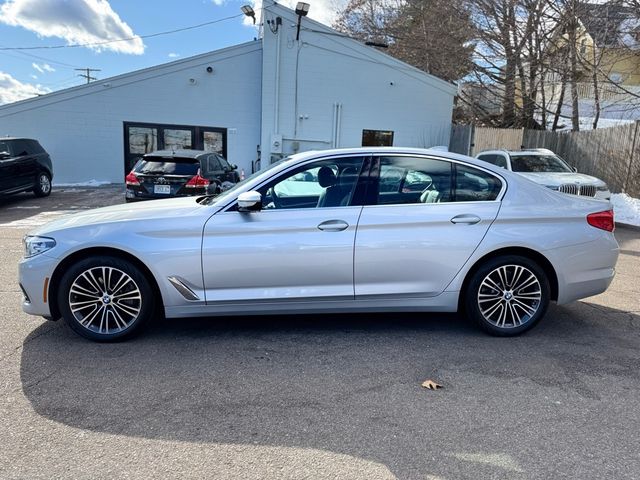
374,156,501,205
134,157,199,176
455,164,502,201
28,140,45,154
478,154,507,169
11,140,30,156
206,154,222,172
377,157,453,204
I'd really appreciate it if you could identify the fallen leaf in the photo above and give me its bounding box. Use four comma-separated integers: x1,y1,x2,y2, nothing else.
421,379,443,390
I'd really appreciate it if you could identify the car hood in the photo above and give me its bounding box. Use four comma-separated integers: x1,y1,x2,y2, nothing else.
516,171,606,187
30,196,206,236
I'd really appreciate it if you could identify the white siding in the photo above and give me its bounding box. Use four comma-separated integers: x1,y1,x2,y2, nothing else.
0,42,262,183
260,3,455,164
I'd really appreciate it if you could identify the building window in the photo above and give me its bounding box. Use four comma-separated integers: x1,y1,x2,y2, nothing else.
362,129,394,147
128,127,158,155
123,121,226,175
164,129,192,150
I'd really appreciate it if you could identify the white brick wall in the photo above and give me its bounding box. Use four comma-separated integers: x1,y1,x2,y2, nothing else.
260,3,455,164
0,42,263,184
0,3,455,184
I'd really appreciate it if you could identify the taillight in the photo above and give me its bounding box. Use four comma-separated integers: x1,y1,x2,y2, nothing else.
185,170,210,188
587,209,614,232
125,171,139,186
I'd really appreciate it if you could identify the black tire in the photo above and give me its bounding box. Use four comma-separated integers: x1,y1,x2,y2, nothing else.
57,256,155,341
33,172,51,197
464,255,550,336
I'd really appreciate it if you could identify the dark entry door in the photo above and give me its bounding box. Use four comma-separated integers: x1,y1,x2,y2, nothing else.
123,122,227,176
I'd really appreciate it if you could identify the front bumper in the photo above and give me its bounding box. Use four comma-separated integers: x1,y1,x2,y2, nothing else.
19,253,58,317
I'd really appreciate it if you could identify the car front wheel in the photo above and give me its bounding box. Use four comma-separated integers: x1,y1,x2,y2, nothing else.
33,172,51,197
465,255,550,336
57,256,155,341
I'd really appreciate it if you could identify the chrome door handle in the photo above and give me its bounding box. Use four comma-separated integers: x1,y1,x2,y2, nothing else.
450,214,481,225
317,220,349,232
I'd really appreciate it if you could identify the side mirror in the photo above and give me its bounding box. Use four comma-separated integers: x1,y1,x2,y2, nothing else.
572,166,578,173
230,163,238,170
238,191,262,212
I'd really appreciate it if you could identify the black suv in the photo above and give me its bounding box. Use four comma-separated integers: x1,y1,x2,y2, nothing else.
125,149,240,202
0,137,53,197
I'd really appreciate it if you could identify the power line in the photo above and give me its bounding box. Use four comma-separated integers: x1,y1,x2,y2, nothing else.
0,13,246,51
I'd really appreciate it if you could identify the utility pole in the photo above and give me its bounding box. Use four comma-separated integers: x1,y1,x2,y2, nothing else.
75,68,101,84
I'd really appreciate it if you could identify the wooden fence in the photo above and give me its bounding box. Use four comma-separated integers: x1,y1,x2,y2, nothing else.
450,123,640,197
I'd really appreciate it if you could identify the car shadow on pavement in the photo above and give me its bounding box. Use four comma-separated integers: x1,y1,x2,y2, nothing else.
19,303,640,479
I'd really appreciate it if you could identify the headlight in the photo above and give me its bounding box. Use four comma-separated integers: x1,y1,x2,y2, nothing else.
544,185,560,191
23,236,56,258
597,185,609,192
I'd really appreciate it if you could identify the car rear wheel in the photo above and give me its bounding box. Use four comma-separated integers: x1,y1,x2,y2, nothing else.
33,172,51,197
57,256,154,341
465,255,550,336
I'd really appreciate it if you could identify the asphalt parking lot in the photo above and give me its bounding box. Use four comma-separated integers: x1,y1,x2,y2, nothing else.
1,187,639,480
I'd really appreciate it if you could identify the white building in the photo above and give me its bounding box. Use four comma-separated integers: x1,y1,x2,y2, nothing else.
0,2,456,184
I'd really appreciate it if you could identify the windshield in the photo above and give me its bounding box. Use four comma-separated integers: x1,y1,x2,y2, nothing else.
510,154,573,173
199,157,289,205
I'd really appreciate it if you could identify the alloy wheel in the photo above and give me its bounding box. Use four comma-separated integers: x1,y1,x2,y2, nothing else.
39,174,51,194
477,264,542,328
68,266,142,334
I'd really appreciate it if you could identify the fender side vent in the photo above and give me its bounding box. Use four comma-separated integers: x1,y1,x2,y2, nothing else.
167,276,200,301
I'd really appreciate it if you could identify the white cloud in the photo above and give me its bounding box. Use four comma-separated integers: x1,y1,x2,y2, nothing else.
246,0,346,27
32,62,55,73
30,73,38,79
168,52,180,58
211,0,225,5
0,0,145,55
0,71,50,105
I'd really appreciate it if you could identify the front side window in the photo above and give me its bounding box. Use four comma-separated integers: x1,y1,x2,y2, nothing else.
375,156,501,205
258,157,365,210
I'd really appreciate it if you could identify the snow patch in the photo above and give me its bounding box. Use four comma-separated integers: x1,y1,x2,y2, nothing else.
53,180,112,187
611,193,640,227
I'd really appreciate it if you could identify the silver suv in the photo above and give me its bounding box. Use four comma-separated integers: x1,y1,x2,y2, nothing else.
476,148,610,200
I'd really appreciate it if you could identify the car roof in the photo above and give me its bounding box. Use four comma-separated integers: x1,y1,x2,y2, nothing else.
477,148,557,157
287,147,503,171
143,149,211,159
0,137,35,141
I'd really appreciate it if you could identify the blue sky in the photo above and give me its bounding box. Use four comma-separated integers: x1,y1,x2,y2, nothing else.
0,0,340,104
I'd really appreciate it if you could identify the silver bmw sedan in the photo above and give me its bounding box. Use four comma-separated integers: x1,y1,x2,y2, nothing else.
19,148,619,341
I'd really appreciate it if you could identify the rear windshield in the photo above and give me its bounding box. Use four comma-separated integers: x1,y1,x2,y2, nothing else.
134,157,200,176
510,154,572,173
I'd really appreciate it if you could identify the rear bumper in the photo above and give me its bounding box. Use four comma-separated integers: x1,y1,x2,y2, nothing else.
545,235,619,304
125,187,206,201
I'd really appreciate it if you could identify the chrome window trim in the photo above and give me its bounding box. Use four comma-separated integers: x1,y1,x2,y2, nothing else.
372,153,507,203
217,152,507,213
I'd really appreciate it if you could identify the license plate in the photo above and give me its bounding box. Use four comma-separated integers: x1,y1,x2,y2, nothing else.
154,184,171,194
